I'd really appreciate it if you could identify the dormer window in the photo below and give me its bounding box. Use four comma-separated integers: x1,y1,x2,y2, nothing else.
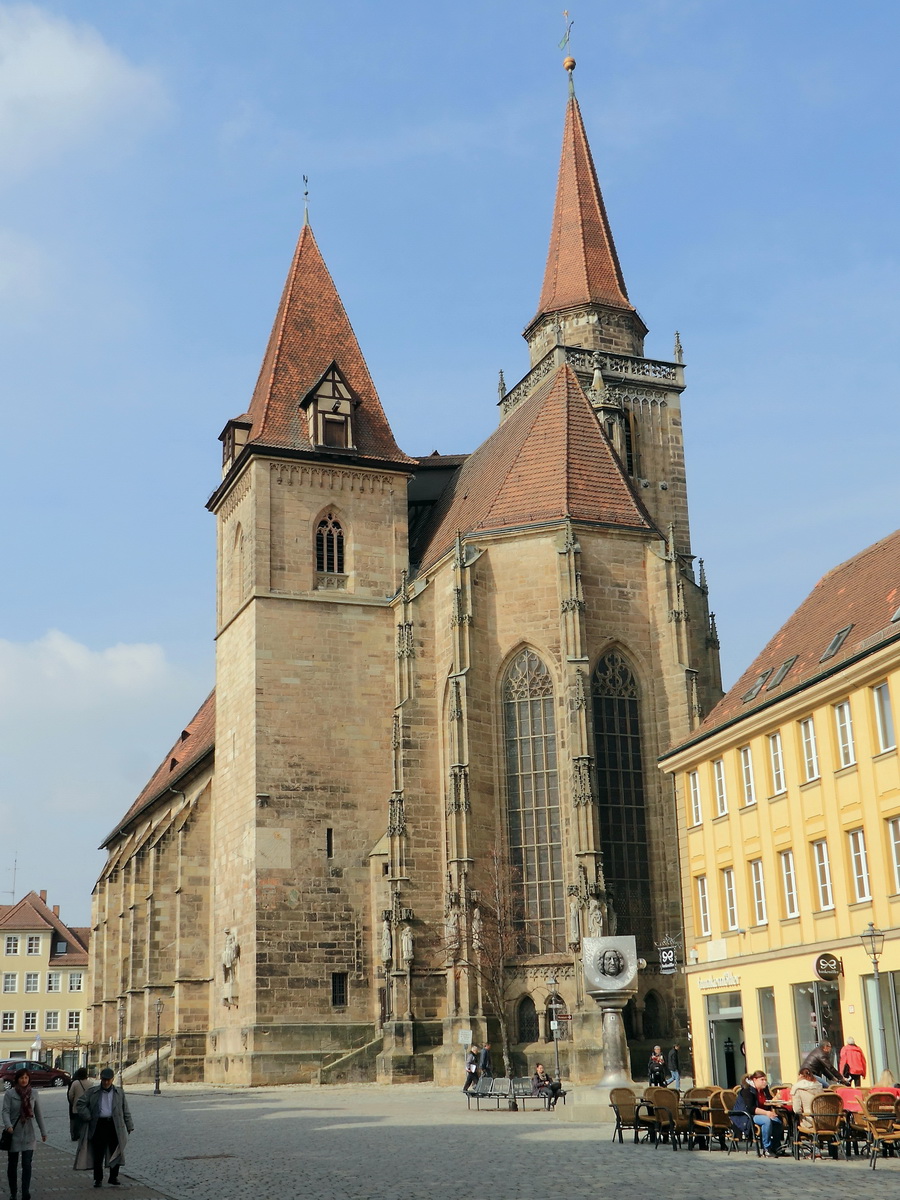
820,624,853,663
302,364,357,450
219,418,252,474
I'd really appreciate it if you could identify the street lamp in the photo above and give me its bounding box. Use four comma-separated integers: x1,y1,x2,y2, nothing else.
154,999,164,1096
861,922,890,1077
546,975,562,1082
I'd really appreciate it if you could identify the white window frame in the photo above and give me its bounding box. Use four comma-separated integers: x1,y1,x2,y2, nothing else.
800,717,819,781
1,1013,14,1032
2,974,16,994
780,849,799,918
22,1012,36,1033
44,1011,59,1032
890,817,900,894
722,867,739,930
24,973,38,994
848,828,871,902
46,972,60,993
834,700,856,768
66,1010,81,1032
67,972,83,993
813,840,834,910
750,859,768,925
873,683,896,753
713,759,728,816
688,770,702,826
696,876,711,937
25,936,40,956
739,746,756,805
768,731,786,794
4,937,18,956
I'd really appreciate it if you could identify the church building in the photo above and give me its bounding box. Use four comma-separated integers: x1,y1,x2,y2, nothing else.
88,63,722,1085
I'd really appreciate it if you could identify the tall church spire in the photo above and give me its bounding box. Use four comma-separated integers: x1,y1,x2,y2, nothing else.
525,60,646,362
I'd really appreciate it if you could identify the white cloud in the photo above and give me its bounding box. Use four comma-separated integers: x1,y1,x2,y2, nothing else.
0,4,169,179
0,632,209,922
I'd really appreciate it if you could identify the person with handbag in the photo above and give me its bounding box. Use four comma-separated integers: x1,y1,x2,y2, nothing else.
67,1068,92,1142
1,1067,47,1200
73,1067,134,1188
462,1045,479,1093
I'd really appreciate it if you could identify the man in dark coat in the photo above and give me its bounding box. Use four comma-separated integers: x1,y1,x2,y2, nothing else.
478,1043,493,1078
74,1068,134,1188
800,1041,842,1085
666,1043,681,1091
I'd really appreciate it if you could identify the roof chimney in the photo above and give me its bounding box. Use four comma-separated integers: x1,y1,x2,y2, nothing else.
39,891,47,903
52,905,59,917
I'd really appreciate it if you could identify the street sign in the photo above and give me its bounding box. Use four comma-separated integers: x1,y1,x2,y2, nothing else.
555,1013,572,1021
550,1020,559,1031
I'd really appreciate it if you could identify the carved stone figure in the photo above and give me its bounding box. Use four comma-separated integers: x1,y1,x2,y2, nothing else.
471,906,483,952
445,909,460,954
587,896,603,938
222,928,240,1006
400,923,414,963
381,918,392,963
568,898,582,948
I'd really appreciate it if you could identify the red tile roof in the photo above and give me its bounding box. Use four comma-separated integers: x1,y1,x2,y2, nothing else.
534,95,634,321
243,224,413,465
415,364,654,570
0,893,89,965
681,528,900,745
102,691,215,846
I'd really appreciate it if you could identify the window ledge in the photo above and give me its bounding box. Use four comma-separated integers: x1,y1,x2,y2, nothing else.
768,792,787,802
780,916,800,925
800,777,821,790
813,908,836,918
873,747,897,761
712,813,730,823
314,572,349,591
834,763,858,777
847,899,872,910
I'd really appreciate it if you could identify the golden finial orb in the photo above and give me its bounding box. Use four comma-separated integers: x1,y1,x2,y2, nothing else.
563,56,576,72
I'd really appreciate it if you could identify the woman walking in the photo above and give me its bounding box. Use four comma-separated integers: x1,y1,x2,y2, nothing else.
67,1067,92,1141
1,1068,47,1200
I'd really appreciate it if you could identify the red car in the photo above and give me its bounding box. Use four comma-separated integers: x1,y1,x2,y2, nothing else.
0,1059,70,1088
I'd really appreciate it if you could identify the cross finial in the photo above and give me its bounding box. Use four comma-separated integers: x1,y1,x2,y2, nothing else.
302,175,310,226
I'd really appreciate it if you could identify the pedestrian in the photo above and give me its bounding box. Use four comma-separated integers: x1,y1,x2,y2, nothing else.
1,1066,47,1200
799,1041,842,1086
462,1044,480,1093
839,1037,867,1086
478,1043,493,1078
666,1043,681,1091
531,1063,562,1108
648,1045,667,1086
74,1067,134,1189
67,1068,92,1142
732,1070,784,1157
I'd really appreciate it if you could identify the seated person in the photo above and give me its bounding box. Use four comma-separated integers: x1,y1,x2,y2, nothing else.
732,1070,784,1156
789,1067,824,1133
531,1063,562,1107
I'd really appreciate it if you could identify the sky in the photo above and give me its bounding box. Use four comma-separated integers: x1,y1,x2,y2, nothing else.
1,0,899,924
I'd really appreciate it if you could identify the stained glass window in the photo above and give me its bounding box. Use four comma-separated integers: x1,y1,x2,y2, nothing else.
504,649,564,954
591,652,652,948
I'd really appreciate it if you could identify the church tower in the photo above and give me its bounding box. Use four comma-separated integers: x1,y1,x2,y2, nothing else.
206,220,414,1083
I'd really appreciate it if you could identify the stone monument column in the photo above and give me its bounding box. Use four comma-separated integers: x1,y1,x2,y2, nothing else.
581,935,639,1088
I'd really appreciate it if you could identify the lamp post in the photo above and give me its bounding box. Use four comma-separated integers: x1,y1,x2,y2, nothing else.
75,1028,81,1071
861,922,890,1077
154,999,163,1096
546,975,562,1081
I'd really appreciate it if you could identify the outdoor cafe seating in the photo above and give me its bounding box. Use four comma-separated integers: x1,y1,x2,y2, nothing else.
607,1081,900,1165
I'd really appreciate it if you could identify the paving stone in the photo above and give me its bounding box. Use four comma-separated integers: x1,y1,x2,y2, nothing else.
30,1084,900,1200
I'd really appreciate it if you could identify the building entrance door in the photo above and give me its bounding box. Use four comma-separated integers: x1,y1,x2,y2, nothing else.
706,991,745,1088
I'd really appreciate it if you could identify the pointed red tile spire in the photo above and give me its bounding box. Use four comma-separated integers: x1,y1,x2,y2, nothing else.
535,92,634,319
244,223,412,464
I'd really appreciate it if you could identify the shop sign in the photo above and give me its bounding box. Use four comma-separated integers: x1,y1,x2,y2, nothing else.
659,945,678,975
813,952,843,981
698,971,740,990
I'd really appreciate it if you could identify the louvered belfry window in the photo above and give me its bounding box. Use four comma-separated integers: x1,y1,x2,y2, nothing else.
315,514,344,574
591,651,652,948
504,649,564,954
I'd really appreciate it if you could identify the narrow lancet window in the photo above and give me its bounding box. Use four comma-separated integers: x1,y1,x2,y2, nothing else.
315,514,345,574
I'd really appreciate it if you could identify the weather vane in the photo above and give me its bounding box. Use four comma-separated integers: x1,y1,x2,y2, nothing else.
558,10,574,52
303,174,310,225
559,10,576,94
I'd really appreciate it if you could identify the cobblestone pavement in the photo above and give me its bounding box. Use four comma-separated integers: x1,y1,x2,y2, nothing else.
31,1084,900,1200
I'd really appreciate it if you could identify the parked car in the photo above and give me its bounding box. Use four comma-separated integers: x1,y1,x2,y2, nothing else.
0,1059,70,1088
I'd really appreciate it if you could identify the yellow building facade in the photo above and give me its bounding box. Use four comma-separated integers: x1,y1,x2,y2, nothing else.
663,531,900,1088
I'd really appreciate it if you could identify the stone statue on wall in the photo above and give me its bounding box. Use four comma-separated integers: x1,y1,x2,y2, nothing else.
400,923,414,964
222,927,240,1006
568,897,582,949
471,906,483,953
587,896,603,938
381,918,392,964
445,909,460,956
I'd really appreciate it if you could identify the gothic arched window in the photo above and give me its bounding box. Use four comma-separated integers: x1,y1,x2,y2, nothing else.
591,651,652,948
315,514,345,574
517,995,539,1044
503,649,564,955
